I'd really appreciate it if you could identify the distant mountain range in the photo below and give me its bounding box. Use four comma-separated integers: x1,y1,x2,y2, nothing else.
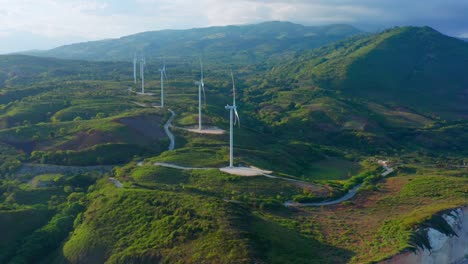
22,21,361,64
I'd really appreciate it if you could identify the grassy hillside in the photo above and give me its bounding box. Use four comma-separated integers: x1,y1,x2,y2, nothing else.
293,169,468,263
0,55,173,166
23,22,360,64
232,26,468,159
0,206,53,262
0,55,133,87
269,26,468,120
0,170,99,263
57,184,254,264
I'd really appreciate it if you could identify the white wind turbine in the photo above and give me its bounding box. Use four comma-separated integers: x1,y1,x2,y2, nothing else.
140,57,146,94
225,71,240,168
159,62,167,107
194,60,206,130
133,54,137,84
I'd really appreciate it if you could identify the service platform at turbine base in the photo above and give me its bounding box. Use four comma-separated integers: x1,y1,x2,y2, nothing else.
135,92,155,96
179,126,225,135
219,166,273,176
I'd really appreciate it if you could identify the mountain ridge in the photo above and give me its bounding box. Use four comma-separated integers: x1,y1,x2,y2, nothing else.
266,26,468,120
21,21,361,63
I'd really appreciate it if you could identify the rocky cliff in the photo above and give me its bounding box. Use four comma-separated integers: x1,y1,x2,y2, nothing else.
381,207,468,264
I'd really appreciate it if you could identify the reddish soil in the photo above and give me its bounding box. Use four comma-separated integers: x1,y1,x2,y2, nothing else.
36,115,167,151
55,131,117,150
117,115,166,141
295,181,330,197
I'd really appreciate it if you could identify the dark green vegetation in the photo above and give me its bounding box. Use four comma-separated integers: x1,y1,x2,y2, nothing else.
23,21,360,64
0,171,98,263
58,185,253,263
0,23,467,263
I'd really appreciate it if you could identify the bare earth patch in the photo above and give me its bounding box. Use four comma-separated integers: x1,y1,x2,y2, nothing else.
178,125,225,135
117,115,166,140
219,166,272,176
54,131,117,150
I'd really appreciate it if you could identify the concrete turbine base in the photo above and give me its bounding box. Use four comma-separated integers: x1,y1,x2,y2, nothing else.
179,126,225,135
219,166,273,176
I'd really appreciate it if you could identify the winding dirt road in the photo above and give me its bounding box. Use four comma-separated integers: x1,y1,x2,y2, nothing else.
164,109,176,151
284,183,362,207
285,163,395,207
152,162,210,170
108,177,123,188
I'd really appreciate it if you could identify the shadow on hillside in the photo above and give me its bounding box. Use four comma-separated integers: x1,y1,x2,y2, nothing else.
247,213,354,264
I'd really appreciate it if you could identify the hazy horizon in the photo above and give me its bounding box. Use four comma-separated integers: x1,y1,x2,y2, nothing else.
1,0,467,54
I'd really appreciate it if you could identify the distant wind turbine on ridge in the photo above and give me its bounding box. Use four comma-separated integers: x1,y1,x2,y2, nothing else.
133,54,137,84
225,71,240,168
140,56,146,94
159,62,167,107
194,59,206,130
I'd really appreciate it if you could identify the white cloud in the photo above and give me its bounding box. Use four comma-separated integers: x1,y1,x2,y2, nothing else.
0,0,108,38
193,0,382,26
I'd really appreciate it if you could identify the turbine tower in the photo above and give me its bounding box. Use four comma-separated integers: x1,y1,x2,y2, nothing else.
225,71,240,168
140,57,146,94
159,63,167,107
194,60,206,130
133,54,137,84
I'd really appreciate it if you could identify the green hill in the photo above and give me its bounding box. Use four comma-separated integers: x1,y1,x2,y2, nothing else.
22,21,361,64
234,28,468,156
271,26,468,120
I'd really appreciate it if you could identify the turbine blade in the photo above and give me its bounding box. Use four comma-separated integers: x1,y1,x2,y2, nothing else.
200,58,204,81
231,71,236,106
202,83,206,105
234,109,240,127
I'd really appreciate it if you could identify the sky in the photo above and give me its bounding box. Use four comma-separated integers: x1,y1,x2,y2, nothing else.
0,0,467,54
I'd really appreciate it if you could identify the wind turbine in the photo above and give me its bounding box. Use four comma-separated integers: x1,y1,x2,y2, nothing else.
225,71,240,168
194,59,206,130
133,54,137,84
140,57,146,94
159,62,167,107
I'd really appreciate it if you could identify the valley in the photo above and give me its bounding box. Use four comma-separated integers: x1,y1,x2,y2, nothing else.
0,22,466,263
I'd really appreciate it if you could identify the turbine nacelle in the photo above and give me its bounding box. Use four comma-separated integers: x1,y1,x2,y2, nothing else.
225,105,240,127
159,64,166,73
195,80,206,104
160,66,168,79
